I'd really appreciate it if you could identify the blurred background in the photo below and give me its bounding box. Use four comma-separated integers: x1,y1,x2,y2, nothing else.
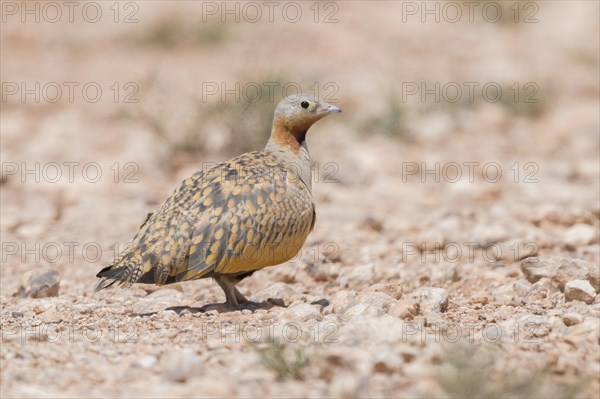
1,1,599,398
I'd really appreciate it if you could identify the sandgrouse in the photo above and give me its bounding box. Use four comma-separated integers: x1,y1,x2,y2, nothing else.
95,95,341,309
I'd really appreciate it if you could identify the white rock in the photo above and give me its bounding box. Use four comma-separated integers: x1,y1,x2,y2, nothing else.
430,262,458,284
132,289,183,316
408,287,448,313
277,303,322,323
522,278,561,305
515,315,550,338
344,291,397,317
417,228,447,250
520,257,554,283
330,291,356,314
41,309,63,324
520,257,593,291
552,260,591,291
336,264,374,288
470,223,509,245
160,348,202,382
492,283,520,306
344,302,384,318
564,280,596,304
353,291,397,310
17,269,60,298
362,284,402,300
250,282,296,305
337,316,408,345
514,278,533,297
548,316,567,332
564,317,600,346
160,310,178,320
132,355,157,369
564,223,597,248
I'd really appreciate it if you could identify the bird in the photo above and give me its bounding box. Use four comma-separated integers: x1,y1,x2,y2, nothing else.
95,94,341,309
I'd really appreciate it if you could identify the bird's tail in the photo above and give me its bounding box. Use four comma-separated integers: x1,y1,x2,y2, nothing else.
93,274,119,291
94,246,148,291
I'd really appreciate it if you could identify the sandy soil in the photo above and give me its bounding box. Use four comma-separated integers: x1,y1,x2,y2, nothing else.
1,1,599,398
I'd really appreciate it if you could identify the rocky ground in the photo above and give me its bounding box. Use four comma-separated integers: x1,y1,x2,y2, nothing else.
1,1,599,398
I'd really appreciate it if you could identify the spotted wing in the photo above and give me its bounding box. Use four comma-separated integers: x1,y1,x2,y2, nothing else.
179,162,314,281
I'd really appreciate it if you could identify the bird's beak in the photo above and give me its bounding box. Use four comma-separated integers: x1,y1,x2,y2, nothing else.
327,104,342,113
320,102,342,114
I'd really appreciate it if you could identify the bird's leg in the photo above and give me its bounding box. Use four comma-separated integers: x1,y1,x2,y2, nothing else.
231,270,254,304
215,275,241,310
234,287,248,304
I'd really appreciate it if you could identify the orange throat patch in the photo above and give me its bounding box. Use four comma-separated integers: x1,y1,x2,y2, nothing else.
270,119,304,154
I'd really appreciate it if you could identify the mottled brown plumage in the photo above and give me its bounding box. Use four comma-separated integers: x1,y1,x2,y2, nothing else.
95,95,341,308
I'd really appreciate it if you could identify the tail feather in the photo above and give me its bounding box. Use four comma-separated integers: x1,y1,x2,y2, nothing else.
93,275,119,291
94,248,144,291
94,262,130,291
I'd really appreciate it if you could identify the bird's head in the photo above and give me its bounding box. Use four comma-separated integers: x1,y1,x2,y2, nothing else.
271,94,341,142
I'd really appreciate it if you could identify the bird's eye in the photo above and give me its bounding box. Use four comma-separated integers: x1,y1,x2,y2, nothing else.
300,101,310,109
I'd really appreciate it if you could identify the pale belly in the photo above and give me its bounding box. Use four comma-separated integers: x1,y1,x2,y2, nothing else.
216,216,312,274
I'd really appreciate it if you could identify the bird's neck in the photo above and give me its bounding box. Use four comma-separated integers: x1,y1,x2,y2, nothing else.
266,121,312,192
268,119,307,153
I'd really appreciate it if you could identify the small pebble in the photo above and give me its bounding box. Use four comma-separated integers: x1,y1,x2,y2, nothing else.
564,280,596,304
562,313,584,326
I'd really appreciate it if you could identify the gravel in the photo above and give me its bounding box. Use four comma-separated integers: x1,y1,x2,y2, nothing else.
1,2,599,398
